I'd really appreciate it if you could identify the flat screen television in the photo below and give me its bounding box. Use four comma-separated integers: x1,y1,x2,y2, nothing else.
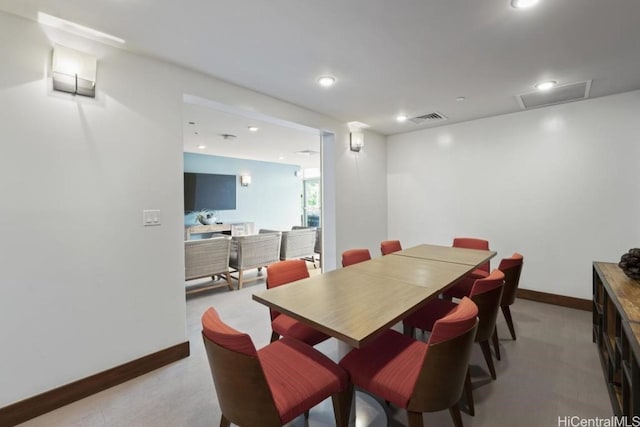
184,172,236,211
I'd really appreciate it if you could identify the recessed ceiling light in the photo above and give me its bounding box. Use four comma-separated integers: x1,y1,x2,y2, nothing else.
456,97,466,102
535,80,556,91
197,144,206,150
396,114,409,123
347,121,370,129
248,126,259,132
511,0,540,9
317,76,336,88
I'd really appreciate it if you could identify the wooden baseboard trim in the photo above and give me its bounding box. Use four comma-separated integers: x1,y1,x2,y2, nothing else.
517,288,591,311
0,341,190,427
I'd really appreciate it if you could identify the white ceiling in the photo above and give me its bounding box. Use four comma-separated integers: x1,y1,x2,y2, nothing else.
183,101,321,169
3,0,640,138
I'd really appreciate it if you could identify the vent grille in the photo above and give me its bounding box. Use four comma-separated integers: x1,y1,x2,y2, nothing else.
295,149,319,156
518,80,591,110
408,112,448,124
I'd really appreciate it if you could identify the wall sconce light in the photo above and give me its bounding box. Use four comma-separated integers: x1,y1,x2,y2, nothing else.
350,130,364,152
52,44,97,97
240,175,252,187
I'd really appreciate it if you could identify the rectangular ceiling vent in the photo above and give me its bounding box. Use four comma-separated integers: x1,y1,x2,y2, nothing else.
295,149,319,156
518,80,592,110
409,112,448,125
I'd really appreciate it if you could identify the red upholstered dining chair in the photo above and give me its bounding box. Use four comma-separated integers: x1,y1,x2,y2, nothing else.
341,248,371,267
453,237,490,278
402,270,505,416
201,307,352,427
266,260,329,346
497,253,524,340
443,237,491,299
340,298,479,427
381,240,402,255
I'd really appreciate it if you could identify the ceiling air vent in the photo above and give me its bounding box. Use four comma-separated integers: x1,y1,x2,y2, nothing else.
408,112,448,125
295,149,319,156
518,80,591,110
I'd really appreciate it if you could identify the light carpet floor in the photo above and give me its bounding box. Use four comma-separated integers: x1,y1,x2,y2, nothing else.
19,273,611,427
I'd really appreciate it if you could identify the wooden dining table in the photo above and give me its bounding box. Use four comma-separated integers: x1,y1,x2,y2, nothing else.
252,244,496,349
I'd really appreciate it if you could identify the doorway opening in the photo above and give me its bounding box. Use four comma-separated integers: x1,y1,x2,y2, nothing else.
181,94,333,294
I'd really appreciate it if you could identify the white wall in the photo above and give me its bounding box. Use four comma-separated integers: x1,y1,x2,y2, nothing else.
184,153,303,231
388,90,640,299
0,14,186,406
0,11,389,406
335,130,388,258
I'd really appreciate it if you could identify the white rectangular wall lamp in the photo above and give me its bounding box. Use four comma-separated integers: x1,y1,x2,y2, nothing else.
52,44,97,97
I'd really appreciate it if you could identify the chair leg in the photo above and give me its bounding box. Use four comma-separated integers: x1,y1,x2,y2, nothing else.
502,305,516,340
238,270,244,290
407,411,424,427
479,340,497,380
219,414,231,427
448,403,464,427
492,327,501,361
332,383,354,427
464,367,474,416
403,324,415,338
270,331,280,343
224,272,234,291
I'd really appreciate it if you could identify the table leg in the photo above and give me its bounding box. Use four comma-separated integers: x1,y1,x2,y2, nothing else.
337,341,357,424
337,342,396,427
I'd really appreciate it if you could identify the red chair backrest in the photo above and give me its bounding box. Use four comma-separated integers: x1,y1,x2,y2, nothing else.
265,260,310,320
202,307,257,356
267,260,310,289
469,269,505,297
381,240,402,255
342,249,372,267
409,297,478,412
469,269,505,342
453,237,490,273
201,307,282,426
498,253,524,306
428,297,479,345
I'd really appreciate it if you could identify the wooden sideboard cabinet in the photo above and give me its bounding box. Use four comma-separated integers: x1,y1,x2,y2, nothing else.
593,262,640,416
184,222,255,240
229,222,255,236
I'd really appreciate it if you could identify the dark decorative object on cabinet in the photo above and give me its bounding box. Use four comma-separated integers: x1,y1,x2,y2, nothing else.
619,248,640,280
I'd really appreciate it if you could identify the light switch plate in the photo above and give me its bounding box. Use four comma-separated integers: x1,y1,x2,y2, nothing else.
143,209,161,226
